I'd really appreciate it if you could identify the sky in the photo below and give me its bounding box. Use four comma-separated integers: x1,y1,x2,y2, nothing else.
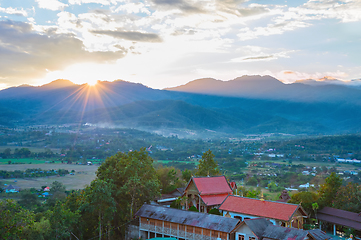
0,0,360,90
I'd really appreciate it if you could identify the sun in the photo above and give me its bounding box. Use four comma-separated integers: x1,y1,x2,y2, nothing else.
86,79,98,86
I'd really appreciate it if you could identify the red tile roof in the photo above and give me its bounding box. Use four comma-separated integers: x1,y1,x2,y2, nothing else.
191,176,233,195
219,195,306,222
200,194,229,206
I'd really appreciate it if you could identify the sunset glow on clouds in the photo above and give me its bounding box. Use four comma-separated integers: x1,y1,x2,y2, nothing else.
0,0,360,89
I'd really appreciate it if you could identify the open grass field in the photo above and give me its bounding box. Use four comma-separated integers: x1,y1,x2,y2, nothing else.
0,163,98,190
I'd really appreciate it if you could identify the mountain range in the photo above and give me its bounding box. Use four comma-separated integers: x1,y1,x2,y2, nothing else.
1,76,361,136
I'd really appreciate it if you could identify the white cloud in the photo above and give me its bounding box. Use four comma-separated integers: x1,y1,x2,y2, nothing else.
68,0,112,5
35,0,68,11
0,7,28,17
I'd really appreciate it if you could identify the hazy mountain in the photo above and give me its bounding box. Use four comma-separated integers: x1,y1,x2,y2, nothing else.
1,77,361,135
167,75,361,104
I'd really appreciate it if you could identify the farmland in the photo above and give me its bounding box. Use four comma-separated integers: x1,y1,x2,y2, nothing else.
0,163,98,190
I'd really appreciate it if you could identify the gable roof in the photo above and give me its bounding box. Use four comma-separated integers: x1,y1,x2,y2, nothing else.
219,195,307,222
200,194,229,206
238,218,330,240
135,204,240,233
242,218,272,239
317,207,361,231
185,176,233,195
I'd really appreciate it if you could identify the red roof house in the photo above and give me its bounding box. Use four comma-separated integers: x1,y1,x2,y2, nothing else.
219,195,308,228
183,176,233,212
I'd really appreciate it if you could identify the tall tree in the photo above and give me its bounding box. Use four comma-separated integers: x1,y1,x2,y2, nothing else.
317,172,342,208
96,148,160,236
81,179,116,240
195,150,220,177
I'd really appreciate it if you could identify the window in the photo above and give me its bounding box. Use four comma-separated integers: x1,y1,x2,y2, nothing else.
249,237,256,240
238,234,245,240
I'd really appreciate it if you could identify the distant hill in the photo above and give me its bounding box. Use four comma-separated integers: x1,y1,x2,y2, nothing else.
1,77,361,135
167,75,361,104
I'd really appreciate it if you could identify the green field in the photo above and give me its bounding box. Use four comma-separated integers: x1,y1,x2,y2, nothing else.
155,160,198,165
0,158,63,165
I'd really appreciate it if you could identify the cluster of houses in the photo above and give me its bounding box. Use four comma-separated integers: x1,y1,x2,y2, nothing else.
133,176,361,240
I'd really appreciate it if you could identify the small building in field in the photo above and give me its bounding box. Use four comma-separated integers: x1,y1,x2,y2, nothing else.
219,195,308,228
4,184,20,193
183,176,233,212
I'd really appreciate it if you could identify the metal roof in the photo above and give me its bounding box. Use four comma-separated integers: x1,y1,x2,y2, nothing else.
242,218,272,239
135,204,240,233
262,225,308,240
318,207,361,231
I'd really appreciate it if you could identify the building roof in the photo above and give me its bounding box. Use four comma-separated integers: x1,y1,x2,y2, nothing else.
200,194,229,206
317,207,361,231
308,229,330,240
135,204,240,233
262,225,308,240
219,195,307,222
3,184,20,190
242,218,272,239
186,176,233,195
238,218,329,240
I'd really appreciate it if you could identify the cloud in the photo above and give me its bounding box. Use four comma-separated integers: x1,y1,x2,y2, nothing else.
68,0,113,5
0,20,126,85
0,7,28,17
150,0,205,14
231,46,296,62
90,29,163,42
35,0,68,11
215,0,269,17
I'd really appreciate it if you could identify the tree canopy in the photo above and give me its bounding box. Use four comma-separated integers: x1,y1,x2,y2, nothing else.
195,150,220,177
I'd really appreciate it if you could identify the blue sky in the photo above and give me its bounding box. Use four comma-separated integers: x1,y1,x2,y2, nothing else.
0,0,360,89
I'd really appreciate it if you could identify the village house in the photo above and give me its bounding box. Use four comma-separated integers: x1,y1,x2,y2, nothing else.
135,204,240,240
219,195,308,228
134,204,328,240
234,218,329,240
182,176,233,213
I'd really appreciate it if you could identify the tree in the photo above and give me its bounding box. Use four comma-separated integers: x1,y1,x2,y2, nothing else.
182,169,193,183
18,189,41,210
3,148,11,158
156,166,183,194
333,182,361,213
195,150,220,177
46,202,80,240
81,179,116,240
0,199,35,239
289,191,319,214
96,148,160,237
312,203,319,219
317,172,342,208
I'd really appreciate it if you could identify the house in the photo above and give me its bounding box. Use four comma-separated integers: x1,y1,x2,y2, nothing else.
182,176,233,212
277,190,291,203
219,195,308,228
134,205,328,240
135,204,241,240
4,184,20,193
233,218,329,240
